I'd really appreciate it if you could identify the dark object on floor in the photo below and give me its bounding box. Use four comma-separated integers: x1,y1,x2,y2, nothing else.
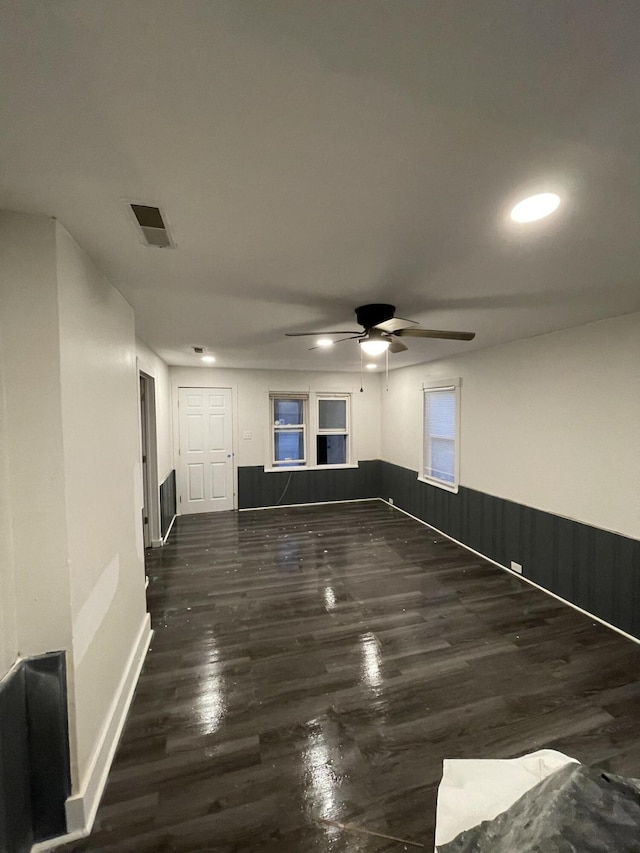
438,763,640,852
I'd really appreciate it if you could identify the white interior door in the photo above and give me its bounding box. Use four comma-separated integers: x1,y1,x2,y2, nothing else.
178,387,234,513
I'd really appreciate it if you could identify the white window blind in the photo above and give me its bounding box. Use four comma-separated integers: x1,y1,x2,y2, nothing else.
423,387,457,485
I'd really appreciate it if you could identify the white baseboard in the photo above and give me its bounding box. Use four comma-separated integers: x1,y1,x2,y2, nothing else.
32,613,153,852
380,498,640,648
151,537,163,548
239,497,380,512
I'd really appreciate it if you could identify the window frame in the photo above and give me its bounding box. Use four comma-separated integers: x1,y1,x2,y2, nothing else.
265,391,356,472
419,378,461,493
315,393,350,467
270,393,308,468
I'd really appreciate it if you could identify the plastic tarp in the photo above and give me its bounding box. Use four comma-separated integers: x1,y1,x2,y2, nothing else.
435,749,579,851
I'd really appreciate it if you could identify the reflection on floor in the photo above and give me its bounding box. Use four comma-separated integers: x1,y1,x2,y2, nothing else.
64,501,640,851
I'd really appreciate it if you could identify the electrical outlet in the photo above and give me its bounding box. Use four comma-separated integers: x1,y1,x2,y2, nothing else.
510,561,523,574
242,431,252,440
388,497,394,505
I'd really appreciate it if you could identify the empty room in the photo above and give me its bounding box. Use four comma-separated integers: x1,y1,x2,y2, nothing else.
1,2,640,851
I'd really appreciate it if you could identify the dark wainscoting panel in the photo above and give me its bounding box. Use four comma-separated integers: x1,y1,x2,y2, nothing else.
0,652,70,852
237,459,640,638
160,469,176,538
380,461,640,640
238,460,382,510
24,653,71,840
0,666,32,853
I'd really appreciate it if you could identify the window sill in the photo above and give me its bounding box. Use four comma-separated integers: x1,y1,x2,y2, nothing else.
417,474,459,494
263,463,359,473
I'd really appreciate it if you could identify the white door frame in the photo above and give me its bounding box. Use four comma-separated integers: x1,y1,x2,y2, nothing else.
139,371,161,546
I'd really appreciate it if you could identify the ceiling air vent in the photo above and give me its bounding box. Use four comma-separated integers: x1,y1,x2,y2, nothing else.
129,203,174,248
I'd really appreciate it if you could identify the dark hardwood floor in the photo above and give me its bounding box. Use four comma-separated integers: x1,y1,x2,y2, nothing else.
64,501,640,851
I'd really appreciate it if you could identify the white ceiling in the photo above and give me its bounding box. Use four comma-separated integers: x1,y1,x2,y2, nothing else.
2,0,640,371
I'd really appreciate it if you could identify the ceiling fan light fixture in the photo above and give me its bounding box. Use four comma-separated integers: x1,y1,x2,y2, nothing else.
510,192,560,223
285,304,476,356
359,338,390,356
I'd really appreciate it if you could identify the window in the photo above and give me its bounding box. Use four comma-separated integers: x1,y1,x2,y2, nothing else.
271,395,307,467
268,392,352,469
316,395,349,465
421,380,460,491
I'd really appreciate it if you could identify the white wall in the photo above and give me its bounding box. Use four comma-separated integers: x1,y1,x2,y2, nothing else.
170,365,381,474
136,338,172,484
382,312,640,539
0,212,149,807
0,213,73,674
0,328,18,678
56,223,148,782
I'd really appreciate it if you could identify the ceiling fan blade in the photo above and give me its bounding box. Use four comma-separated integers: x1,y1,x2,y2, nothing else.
285,330,360,337
308,335,360,350
388,338,408,353
374,317,419,334
396,328,476,341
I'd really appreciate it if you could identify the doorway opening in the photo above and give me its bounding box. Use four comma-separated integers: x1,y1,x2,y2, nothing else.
139,372,160,552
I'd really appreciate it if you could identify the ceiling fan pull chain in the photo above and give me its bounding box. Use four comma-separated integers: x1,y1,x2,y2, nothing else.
360,347,364,392
385,348,389,391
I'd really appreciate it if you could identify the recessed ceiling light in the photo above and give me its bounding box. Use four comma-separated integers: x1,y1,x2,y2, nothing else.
365,363,377,370
201,355,215,364
510,192,560,223
316,338,334,348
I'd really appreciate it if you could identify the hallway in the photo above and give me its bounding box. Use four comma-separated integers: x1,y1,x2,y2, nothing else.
66,501,640,851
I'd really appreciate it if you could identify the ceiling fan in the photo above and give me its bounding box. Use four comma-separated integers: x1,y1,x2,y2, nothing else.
285,304,476,355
